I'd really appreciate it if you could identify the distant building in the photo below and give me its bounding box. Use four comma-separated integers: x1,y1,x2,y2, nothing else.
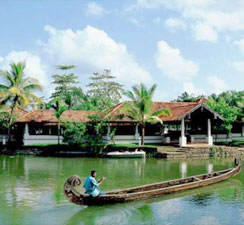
2,98,242,146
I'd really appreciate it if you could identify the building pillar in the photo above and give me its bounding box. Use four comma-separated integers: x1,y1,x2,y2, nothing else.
179,118,187,147
207,119,213,145
134,124,141,145
23,123,30,146
2,136,6,145
164,136,170,144
135,124,140,139
24,123,30,138
106,123,111,141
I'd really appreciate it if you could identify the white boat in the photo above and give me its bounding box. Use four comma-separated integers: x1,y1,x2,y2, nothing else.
106,149,146,158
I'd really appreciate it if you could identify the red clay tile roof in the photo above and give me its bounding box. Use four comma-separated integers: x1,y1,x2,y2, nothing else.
16,98,223,123
17,109,97,123
106,98,222,122
1,106,28,118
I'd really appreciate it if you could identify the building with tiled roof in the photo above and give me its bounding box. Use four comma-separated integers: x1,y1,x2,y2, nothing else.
103,98,227,146
7,98,244,146
106,98,221,122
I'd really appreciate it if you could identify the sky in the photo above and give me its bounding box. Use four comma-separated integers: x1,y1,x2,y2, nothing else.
1,0,244,101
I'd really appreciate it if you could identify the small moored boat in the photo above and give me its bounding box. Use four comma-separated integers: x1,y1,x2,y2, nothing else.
106,149,146,158
64,159,241,206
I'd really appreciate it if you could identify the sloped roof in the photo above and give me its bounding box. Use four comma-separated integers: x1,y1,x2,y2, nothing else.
17,109,97,123
0,106,28,118
16,98,223,124
106,98,223,122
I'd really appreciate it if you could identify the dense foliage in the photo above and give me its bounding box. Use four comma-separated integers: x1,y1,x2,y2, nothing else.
124,83,171,145
63,121,86,146
208,91,244,122
177,90,244,131
63,114,108,152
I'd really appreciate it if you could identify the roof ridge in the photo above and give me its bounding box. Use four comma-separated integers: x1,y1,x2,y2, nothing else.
16,105,29,113
169,103,199,109
153,101,197,104
105,102,126,117
17,110,36,121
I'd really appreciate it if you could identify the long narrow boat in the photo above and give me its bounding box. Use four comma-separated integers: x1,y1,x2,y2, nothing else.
64,159,242,206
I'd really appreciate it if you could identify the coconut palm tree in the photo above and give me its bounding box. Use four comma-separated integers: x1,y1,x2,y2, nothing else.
124,83,171,145
50,98,67,145
0,62,43,142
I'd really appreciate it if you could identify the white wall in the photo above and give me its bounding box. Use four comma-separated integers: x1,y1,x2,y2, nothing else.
190,133,244,143
23,135,63,145
104,135,163,144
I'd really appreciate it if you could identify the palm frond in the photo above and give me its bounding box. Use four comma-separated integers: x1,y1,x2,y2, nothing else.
132,85,141,99
21,77,43,91
24,91,44,105
148,84,157,97
124,90,136,101
11,62,25,85
146,116,163,124
0,70,14,86
9,87,21,96
152,108,171,117
0,84,9,90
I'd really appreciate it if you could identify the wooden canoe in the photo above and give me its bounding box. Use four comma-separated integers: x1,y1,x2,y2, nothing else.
64,159,242,206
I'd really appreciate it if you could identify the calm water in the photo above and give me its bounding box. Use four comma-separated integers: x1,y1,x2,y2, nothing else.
0,156,244,225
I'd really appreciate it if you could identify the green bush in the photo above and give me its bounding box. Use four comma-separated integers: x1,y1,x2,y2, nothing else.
63,122,86,146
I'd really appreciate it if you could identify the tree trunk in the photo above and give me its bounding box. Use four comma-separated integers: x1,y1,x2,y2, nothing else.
8,102,17,143
141,123,145,146
58,118,60,145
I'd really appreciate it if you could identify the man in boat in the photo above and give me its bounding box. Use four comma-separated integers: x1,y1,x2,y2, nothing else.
83,170,106,197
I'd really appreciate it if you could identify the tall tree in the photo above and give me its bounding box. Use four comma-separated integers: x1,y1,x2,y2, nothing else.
0,62,43,141
50,98,67,145
87,69,124,111
50,65,85,109
124,83,171,145
51,65,77,98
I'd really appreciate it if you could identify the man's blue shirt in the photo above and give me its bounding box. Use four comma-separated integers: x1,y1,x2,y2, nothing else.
83,176,100,197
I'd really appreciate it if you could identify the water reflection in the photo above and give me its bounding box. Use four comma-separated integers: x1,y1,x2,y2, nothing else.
65,202,154,225
0,156,243,225
180,161,187,178
188,193,214,207
208,163,213,173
